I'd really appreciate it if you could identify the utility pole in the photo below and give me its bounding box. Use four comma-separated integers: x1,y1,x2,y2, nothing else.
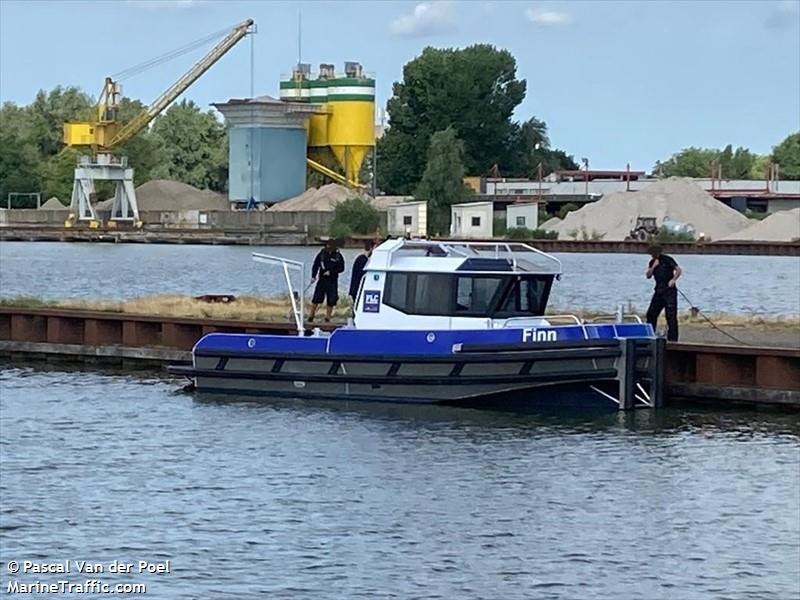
582,157,589,203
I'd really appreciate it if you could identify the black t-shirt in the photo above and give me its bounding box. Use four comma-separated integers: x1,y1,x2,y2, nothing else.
650,254,678,291
349,254,369,298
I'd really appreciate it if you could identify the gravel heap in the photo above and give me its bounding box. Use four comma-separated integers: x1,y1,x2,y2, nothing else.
269,184,397,212
540,216,561,230
720,208,800,242
550,177,750,241
134,180,229,211
40,197,68,210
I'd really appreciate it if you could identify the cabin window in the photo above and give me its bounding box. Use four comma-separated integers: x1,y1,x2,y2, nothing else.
471,216,481,227
385,273,452,315
498,276,553,316
403,215,413,226
516,216,526,227
455,276,505,314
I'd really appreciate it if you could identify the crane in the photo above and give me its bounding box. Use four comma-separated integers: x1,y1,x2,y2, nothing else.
64,18,254,228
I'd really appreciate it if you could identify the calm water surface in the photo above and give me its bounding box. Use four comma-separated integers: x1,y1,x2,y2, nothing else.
1,367,798,599
1,242,799,315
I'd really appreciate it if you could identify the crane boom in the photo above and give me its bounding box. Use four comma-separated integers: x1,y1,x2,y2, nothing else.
108,18,253,149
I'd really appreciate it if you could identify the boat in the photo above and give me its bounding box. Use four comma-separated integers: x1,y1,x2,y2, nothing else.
168,239,664,410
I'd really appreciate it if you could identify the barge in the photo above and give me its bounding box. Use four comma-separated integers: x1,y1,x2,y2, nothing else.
169,239,664,409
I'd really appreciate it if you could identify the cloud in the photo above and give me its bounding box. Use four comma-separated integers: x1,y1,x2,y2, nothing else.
526,6,572,26
390,1,458,37
127,0,204,10
763,0,799,30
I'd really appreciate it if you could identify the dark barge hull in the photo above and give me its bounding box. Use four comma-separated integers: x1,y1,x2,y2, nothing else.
169,338,665,410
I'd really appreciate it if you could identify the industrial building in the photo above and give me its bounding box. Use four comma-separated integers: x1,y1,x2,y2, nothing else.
465,172,800,215
451,202,494,239
506,202,539,231
387,200,427,237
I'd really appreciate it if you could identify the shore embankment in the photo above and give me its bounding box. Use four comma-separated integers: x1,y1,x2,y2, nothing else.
1,300,798,408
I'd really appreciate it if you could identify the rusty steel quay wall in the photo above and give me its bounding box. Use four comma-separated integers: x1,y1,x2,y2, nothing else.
0,307,798,407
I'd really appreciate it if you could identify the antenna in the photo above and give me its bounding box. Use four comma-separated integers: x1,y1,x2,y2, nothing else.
297,8,302,67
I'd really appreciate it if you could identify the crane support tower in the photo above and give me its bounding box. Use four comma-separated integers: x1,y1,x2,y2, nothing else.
62,18,254,228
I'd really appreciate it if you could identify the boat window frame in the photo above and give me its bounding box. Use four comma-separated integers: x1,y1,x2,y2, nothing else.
382,271,554,318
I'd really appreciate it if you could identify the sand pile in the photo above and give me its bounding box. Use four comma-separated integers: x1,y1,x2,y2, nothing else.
540,216,561,230
550,177,750,241
134,179,229,211
269,184,354,212
719,208,800,242
40,197,68,210
269,184,395,212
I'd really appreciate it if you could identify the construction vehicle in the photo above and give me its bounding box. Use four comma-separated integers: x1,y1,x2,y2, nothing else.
628,216,659,241
627,216,697,241
62,19,254,228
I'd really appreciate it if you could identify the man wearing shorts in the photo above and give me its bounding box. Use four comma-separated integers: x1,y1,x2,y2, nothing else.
309,240,345,323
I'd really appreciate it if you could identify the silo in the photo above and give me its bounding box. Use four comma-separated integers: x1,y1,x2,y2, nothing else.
213,96,322,204
325,62,375,184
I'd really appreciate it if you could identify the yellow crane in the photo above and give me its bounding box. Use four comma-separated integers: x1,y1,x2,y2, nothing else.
63,18,254,227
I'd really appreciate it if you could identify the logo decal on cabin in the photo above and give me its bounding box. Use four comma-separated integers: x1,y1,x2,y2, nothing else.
522,328,557,343
363,291,381,313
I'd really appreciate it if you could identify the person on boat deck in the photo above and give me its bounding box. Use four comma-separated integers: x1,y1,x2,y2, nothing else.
645,244,682,341
309,240,345,323
349,240,375,303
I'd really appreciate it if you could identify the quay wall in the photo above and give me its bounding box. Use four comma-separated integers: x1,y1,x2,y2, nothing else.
0,307,798,407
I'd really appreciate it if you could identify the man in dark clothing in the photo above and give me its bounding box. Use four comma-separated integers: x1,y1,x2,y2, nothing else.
645,244,682,341
349,240,375,303
309,240,345,323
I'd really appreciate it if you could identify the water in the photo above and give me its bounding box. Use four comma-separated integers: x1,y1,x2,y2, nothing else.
1,367,799,599
1,242,799,316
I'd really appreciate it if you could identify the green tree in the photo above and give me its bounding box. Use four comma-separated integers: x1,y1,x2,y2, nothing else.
39,148,81,202
25,87,93,157
659,145,756,179
772,132,800,180
0,102,41,204
659,147,719,178
329,196,380,238
415,128,470,235
151,100,227,191
377,45,573,193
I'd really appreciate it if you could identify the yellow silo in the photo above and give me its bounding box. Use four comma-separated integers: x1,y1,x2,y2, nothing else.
324,63,375,184
280,62,375,185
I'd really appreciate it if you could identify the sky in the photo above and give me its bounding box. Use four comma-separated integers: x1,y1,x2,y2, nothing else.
1,0,798,171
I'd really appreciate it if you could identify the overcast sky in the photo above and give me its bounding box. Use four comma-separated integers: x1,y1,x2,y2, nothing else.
1,0,798,170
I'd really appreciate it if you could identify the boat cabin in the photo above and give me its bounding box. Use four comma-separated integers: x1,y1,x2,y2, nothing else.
353,239,563,330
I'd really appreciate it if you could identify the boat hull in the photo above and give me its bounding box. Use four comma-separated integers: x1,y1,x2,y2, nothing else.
169,336,663,410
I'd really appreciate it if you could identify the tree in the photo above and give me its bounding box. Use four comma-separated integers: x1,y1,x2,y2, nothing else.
659,145,756,179
377,45,573,194
151,100,227,191
329,196,380,238
772,133,800,180
415,128,470,235
0,102,41,204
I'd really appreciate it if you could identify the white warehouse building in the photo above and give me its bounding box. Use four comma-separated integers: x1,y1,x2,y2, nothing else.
506,202,538,231
450,201,493,239
387,201,427,237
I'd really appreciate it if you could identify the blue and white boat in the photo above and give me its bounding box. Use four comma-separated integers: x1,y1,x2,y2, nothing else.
169,239,664,410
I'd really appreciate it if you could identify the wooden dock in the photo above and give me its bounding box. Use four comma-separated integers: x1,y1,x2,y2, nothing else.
0,306,797,408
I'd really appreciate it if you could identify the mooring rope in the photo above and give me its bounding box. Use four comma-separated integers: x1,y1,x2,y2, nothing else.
677,288,750,346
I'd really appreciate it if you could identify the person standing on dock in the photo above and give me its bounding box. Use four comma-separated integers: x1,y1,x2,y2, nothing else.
349,240,375,304
309,240,345,323
645,244,682,341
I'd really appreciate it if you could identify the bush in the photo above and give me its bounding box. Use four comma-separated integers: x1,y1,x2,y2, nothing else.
493,217,507,237
329,196,380,238
505,227,558,240
655,229,696,242
557,202,580,220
